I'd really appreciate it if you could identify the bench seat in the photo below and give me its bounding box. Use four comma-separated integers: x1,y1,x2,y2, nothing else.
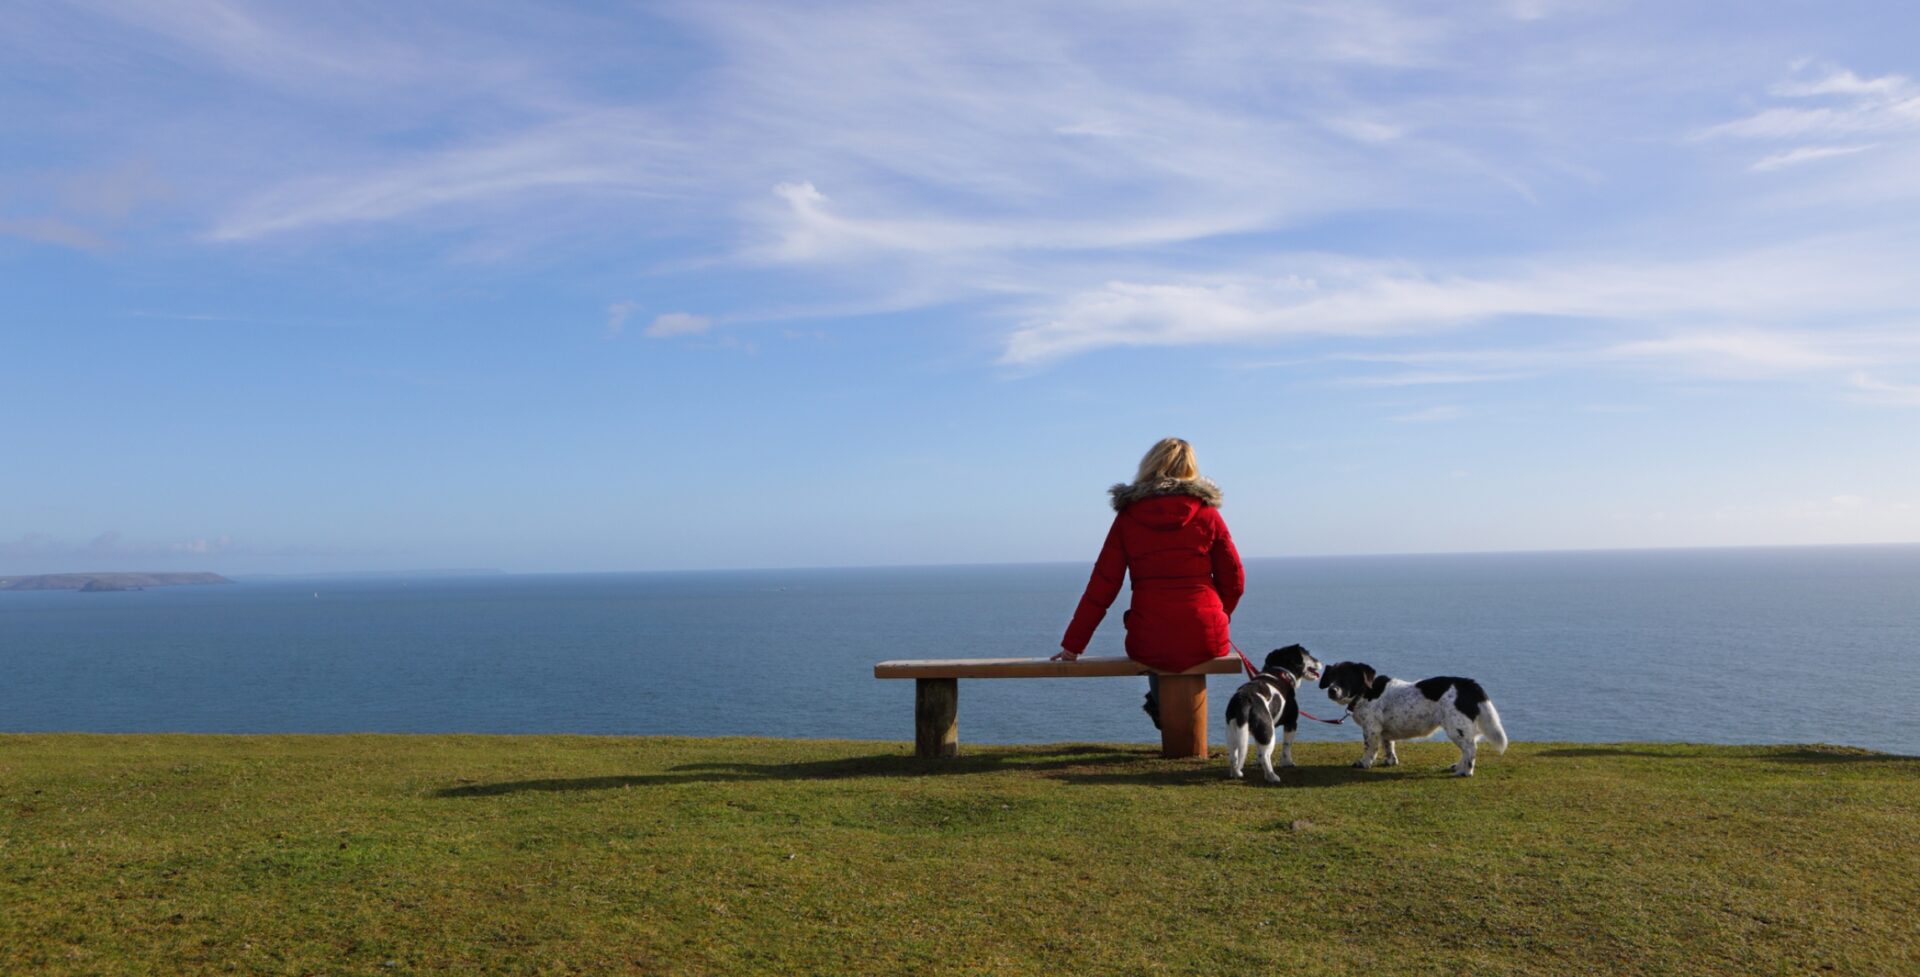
873,655,1244,680
874,655,1247,759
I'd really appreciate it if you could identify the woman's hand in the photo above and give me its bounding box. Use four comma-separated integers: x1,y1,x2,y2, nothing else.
1050,648,1081,662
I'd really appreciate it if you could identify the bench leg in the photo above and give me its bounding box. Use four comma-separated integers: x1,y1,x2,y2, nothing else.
915,678,958,758
1158,674,1208,759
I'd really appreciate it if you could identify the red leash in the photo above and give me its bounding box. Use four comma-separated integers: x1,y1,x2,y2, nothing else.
1230,642,1261,680
1230,641,1349,725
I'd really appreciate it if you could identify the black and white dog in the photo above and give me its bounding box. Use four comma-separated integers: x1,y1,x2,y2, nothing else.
1318,661,1509,776
1224,644,1326,782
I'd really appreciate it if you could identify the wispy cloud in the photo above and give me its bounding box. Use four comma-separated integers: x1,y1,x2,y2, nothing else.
48,0,571,102
0,161,172,252
208,111,690,241
999,237,1920,366
0,530,234,564
606,300,639,338
1702,64,1920,153
644,312,712,339
1392,405,1466,423
1333,370,1533,387
1600,331,1864,377
1847,372,1920,407
13,2,1920,417
745,181,1281,264
1770,67,1912,99
0,216,112,252
1750,144,1877,171
169,0,1523,258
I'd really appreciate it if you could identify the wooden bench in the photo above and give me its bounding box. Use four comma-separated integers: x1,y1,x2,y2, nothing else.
873,656,1246,759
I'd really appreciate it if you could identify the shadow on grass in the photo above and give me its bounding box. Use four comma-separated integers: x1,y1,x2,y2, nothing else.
1536,747,1679,759
432,744,1156,797
1537,745,1913,764
1754,746,1914,765
1046,762,1425,789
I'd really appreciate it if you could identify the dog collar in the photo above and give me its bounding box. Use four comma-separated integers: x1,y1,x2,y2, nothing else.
1252,671,1293,691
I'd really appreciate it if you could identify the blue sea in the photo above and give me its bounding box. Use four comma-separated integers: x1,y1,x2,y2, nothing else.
3,546,1917,754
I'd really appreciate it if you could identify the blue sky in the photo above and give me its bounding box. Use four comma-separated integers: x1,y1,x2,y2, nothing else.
4,0,1919,574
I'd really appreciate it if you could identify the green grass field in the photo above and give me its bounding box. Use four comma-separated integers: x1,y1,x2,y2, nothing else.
3,735,1916,976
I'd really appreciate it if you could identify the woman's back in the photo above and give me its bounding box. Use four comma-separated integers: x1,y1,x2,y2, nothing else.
1060,466,1244,672
1108,479,1232,592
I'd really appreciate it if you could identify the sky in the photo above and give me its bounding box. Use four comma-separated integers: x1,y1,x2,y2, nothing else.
4,0,1920,575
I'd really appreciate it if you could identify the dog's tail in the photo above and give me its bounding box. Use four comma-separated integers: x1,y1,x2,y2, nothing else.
1477,699,1509,754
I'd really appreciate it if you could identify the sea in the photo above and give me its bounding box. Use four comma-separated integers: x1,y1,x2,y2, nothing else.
3,546,1917,754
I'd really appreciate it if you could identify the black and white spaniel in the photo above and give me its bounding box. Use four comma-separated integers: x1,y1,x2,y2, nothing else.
1224,644,1325,782
1318,661,1509,776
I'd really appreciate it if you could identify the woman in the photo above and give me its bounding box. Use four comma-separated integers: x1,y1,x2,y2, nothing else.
1051,437,1245,727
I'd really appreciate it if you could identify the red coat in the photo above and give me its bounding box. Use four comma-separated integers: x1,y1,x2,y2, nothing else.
1061,477,1245,671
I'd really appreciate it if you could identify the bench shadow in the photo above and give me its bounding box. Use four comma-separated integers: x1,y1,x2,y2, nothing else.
1536,745,1912,764
432,744,1156,798
1046,762,1414,789
1535,747,1677,759
1751,746,1914,765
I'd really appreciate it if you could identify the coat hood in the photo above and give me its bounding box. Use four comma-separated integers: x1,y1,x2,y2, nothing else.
1108,477,1222,531
1108,476,1223,512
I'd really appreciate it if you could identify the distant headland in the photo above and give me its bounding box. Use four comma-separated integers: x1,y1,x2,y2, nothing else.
0,572,234,592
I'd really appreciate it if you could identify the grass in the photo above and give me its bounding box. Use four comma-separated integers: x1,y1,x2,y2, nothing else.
3,735,1916,976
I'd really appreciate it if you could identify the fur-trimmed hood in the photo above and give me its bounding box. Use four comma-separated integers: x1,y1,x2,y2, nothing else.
1108,476,1223,512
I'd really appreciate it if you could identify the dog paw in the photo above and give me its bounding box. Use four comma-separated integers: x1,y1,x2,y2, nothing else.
1227,768,1243,779
1352,760,1370,769
1452,768,1474,777
1382,757,1399,767
1263,772,1283,784
1278,759,1297,768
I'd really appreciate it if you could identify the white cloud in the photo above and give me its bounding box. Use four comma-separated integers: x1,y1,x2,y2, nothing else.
745,169,1321,265
170,535,234,556
1750,144,1877,171
0,530,235,564
208,110,689,241
606,300,639,338
1703,495,1920,543
1704,105,1880,142
1703,65,1920,141
187,1,1493,254
1848,372,1920,407
0,216,111,252
57,161,170,220
1000,238,1920,365
1333,370,1532,387
1601,331,1862,376
1392,405,1466,423
1323,117,1405,144
1770,68,1914,99
49,0,564,103
17,3,1920,415
644,312,712,338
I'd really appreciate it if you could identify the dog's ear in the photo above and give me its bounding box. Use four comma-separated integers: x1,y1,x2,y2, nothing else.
1263,646,1301,675
1280,644,1308,672
1359,665,1382,695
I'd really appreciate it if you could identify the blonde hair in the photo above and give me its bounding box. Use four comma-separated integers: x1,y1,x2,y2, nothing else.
1135,437,1199,483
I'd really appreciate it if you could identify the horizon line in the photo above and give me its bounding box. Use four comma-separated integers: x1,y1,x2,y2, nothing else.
260,538,1920,578
10,539,1919,582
